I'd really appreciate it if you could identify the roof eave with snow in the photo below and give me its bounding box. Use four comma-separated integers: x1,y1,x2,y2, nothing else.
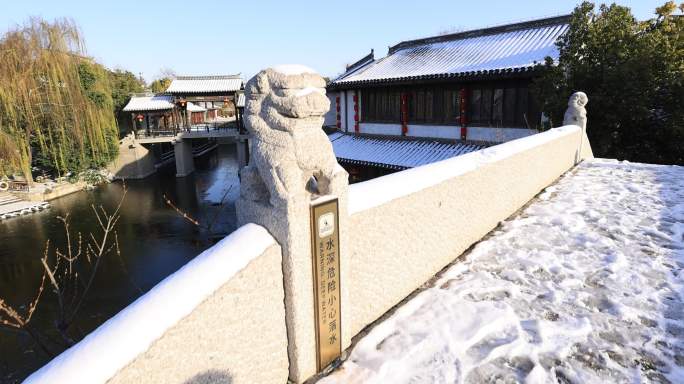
122,95,175,112
329,131,486,170
329,15,569,91
166,75,244,95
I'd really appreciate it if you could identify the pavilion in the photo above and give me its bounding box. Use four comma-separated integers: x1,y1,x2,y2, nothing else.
165,75,244,129
122,94,178,136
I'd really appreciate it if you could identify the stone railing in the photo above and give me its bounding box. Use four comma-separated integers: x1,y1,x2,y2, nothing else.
24,65,592,384
346,123,592,337
25,224,289,384
234,65,593,383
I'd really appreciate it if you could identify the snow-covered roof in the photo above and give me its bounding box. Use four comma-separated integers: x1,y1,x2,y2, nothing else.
329,131,485,170
330,15,569,89
166,75,243,95
337,50,375,80
236,93,245,108
122,95,174,112
186,102,206,112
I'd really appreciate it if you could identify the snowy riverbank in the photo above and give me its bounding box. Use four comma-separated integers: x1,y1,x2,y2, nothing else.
0,193,50,220
320,159,684,384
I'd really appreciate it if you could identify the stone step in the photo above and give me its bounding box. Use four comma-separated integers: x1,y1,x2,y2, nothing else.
0,200,51,220
0,196,22,205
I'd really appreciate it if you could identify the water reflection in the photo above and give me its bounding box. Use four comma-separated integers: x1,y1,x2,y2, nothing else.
0,145,240,381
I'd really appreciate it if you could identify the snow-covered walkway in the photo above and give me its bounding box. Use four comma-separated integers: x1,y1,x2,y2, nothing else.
321,159,684,384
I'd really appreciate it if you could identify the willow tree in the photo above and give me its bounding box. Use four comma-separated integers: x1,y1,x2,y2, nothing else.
0,18,119,182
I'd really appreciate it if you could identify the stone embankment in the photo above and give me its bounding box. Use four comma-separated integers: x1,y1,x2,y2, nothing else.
21,180,88,202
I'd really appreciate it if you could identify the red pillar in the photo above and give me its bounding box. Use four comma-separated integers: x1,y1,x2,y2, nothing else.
459,88,468,141
400,93,409,136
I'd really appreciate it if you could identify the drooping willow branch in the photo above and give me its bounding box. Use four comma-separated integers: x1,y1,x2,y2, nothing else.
0,17,119,181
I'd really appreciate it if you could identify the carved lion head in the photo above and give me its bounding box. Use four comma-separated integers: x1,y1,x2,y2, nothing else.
245,66,329,121
568,91,588,108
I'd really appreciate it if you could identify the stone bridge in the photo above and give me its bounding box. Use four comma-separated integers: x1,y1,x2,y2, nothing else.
109,127,249,178
28,67,592,384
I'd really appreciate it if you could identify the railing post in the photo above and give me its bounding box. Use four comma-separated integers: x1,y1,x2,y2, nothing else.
236,66,350,383
562,91,592,163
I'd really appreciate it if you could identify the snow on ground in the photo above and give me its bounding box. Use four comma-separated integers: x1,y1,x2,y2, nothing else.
321,159,684,384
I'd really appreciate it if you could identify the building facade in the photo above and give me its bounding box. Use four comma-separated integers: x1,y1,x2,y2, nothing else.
327,16,570,144
166,74,244,129
122,74,244,136
122,94,177,134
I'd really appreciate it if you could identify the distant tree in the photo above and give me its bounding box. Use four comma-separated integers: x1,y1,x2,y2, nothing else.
531,1,684,165
108,69,145,134
109,69,145,113
150,77,172,93
150,68,175,93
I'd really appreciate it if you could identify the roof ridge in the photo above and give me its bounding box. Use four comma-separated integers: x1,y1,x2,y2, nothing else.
346,49,375,72
388,14,571,54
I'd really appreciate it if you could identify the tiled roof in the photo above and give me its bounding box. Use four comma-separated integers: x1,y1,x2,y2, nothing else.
186,102,206,112
236,93,245,108
330,16,569,89
122,95,174,112
166,75,243,94
329,131,486,170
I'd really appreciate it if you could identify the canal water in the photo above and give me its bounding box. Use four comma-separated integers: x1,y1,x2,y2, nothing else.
0,145,241,382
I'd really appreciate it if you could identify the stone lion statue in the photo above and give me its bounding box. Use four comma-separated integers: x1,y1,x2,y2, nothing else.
239,66,347,207
563,91,588,129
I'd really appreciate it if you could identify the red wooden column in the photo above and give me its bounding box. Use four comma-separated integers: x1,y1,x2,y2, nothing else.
400,93,409,136
353,91,359,133
459,88,468,141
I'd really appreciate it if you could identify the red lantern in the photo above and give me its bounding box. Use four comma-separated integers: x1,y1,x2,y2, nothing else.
136,114,144,122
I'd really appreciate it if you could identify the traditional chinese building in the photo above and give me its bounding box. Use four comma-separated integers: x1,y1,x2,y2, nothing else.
326,16,570,180
122,94,178,135
235,92,246,133
186,102,207,125
165,74,244,128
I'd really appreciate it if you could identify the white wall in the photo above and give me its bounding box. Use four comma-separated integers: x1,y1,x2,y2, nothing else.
345,91,356,133
358,122,537,143
324,92,338,127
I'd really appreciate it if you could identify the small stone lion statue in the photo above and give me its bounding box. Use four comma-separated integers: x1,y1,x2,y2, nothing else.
239,66,347,207
563,91,588,129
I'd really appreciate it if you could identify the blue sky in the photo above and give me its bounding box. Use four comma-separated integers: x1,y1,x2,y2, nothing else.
1,1,661,82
